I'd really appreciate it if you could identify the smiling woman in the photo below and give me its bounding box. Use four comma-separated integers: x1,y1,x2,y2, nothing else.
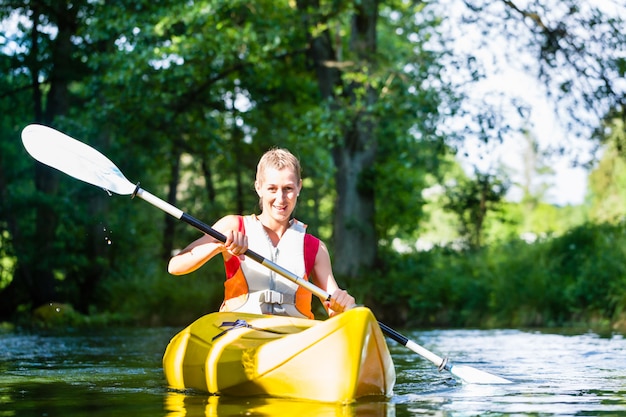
167,147,357,319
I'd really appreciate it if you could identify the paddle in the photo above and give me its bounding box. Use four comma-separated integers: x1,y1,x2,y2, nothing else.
21,123,512,385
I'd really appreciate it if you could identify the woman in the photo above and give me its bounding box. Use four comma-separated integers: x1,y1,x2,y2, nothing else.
168,148,355,319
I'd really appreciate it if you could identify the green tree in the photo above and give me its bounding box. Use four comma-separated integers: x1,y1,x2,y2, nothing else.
1,0,625,323
91,0,451,277
588,112,626,222
443,170,510,248
0,0,101,315
454,0,626,162
291,0,452,276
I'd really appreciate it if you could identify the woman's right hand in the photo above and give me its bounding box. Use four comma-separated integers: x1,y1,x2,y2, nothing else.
223,230,248,260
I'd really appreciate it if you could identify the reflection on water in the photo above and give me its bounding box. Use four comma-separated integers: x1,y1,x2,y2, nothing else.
1,326,626,416
164,392,394,417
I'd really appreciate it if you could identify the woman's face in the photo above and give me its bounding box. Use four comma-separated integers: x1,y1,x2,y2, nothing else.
256,167,302,224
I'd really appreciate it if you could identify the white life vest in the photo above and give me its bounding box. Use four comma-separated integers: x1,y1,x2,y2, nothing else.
220,215,311,318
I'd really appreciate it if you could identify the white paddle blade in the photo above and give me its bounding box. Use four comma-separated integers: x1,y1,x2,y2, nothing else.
449,364,513,384
21,124,136,195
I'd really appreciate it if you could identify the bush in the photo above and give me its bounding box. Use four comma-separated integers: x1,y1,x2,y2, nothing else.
363,221,626,330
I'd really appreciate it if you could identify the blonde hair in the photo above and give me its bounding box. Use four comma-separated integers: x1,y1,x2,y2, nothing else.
256,148,302,184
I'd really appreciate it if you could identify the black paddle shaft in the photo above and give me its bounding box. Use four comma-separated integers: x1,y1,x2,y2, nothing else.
178,212,330,302
180,213,265,264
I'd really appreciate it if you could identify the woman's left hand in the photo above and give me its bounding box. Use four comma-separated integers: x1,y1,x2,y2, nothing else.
327,289,356,316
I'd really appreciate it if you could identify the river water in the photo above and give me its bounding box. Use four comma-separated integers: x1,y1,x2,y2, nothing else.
1,324,625,416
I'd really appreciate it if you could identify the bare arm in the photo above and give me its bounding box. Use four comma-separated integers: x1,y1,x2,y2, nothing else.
167,215,247,275
312,241,356,316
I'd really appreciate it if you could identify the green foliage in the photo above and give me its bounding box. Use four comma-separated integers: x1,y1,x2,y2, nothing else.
101,262,226,326
442,169,510,248
1,0,625,329
588,114,626,223
0,230,15,290
363,222,626,329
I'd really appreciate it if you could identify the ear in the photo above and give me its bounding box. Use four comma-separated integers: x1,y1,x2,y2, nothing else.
297,179,303,195
255,180,262,196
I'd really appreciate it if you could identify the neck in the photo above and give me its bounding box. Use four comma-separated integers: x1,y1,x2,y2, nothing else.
256,213,291,242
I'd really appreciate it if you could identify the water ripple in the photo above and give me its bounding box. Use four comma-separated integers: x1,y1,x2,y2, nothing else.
2,327,626,416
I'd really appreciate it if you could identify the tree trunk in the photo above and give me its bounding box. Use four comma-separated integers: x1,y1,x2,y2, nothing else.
201,160,217,204
24,2,75,308
331,123,378,276
0,4,60,317
297,0,379,277
21,4,60,307
162,152,181,262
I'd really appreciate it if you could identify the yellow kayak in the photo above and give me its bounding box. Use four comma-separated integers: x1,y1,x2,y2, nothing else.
162,306,395,403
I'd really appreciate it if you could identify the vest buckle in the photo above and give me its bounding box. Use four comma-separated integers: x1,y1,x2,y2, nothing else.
260,290,284,304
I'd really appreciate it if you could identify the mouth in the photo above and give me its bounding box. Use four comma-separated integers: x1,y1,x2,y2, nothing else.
273,204,288,211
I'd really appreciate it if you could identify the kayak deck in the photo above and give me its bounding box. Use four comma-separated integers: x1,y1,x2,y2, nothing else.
162,306,395,403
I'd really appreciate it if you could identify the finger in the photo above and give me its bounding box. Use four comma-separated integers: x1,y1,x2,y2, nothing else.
224,230,234,246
